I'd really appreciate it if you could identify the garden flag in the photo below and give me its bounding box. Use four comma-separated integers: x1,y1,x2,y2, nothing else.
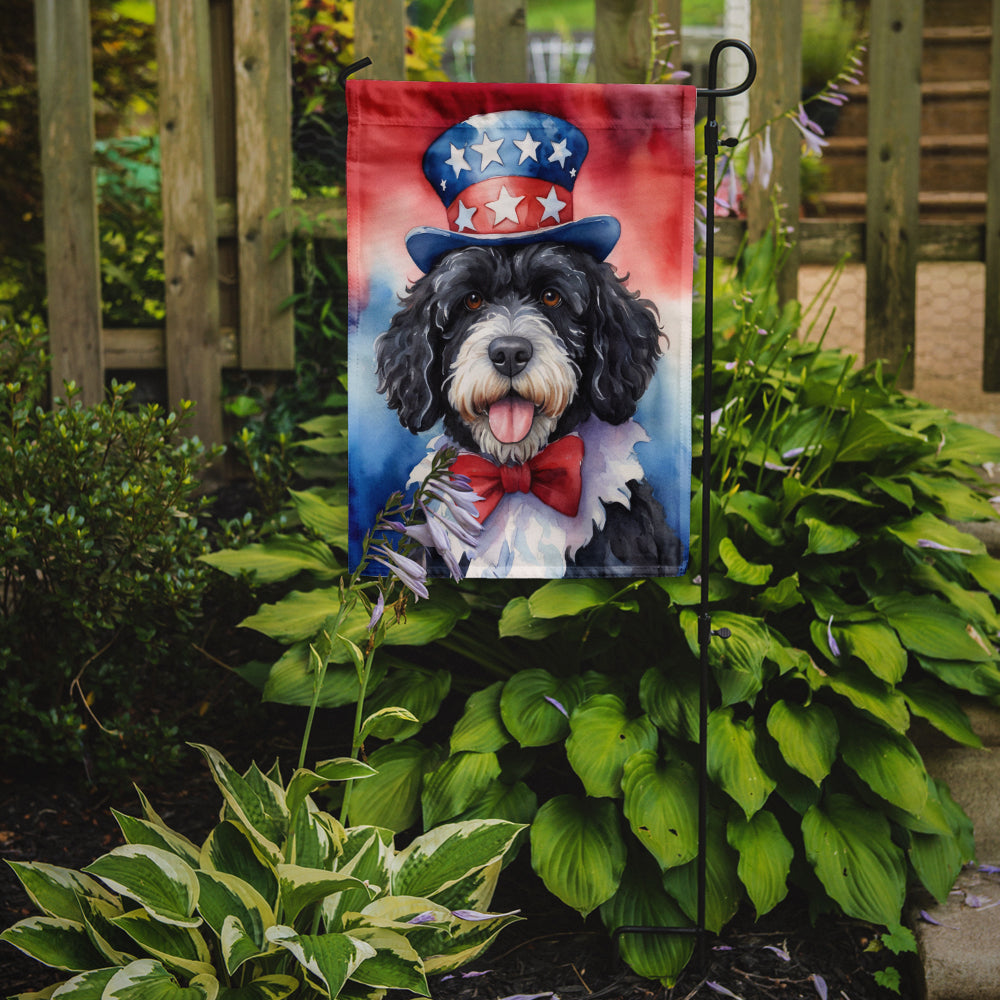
347,80,696,579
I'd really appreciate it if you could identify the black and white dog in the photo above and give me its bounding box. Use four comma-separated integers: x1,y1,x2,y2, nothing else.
374,240,682,578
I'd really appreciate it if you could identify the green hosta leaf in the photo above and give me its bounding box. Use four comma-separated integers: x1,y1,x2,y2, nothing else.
809,661,910,732
886,512,985,556
200,535,342,584
621,751,699,871
83,846,200,928
346,926,428,994
599,853,694,987
661,810,741,933
707,707,776,818
765,700,838,786
865,474,914,509
191,746,287,863
655,572,738,606
288,488,348,543
718,537,772,586
103,959,218,999
802,517,859,556
966,553,1000,597
916,655,1000,697
0,916,107,971
935,421,1000,464
112,812,201,868
835,410,927,463
111,908,214,978
527,578,621,617
362,667,451,740
216,975,299,1000
421,751,502,828
909,790,967,907
497,596,565,639
755,573,805,614
452,779,538,827
195,871,274,974
392,819,524,901
901,680,982,748
680,610,770,706
839,718,929,817
565,695,658,798
200,822,278,910
277,865,374,925
499,670,584,747
834,621,907,684
875,593,995,662
4,862,118,922
910,562,1000,633
450,682,511,754
724,490,784,545
727,811,793,917
530,795,626,917
347,740,442,832
906,472,998,522
260,644,385,709
265,926,375,997
639,664,699,742
802,793,906,926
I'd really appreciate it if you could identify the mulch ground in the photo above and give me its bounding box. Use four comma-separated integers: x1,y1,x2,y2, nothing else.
1,738,914,1000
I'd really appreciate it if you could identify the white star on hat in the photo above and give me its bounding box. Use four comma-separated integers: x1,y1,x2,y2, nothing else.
471,132,504,171
536,186,567,224
485,185,524,225
513,131,541,164
445,143,471,178
454,201,478,232
548,138,572,167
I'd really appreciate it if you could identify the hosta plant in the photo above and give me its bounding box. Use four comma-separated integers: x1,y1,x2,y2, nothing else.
1,743,523,999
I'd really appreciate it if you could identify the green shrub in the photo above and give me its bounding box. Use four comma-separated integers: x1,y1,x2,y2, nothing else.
0,317,220,783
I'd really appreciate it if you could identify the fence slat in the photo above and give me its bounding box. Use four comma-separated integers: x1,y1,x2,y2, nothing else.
746,0,801,304
355,0,407,80
34,0,103,405
983,0,1000,389
864,0,923,389
157,0,223,445
233,0,294,369
473,0,526,82
593,0,653,84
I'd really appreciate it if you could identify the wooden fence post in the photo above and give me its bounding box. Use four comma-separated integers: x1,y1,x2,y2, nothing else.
474,0,527,82
34,0,104,405
746,0,801,305
233,0,294,370
864,0,923,389
354,0,407,80
983,0,1000,390
594,0,653,84
157,0,223,445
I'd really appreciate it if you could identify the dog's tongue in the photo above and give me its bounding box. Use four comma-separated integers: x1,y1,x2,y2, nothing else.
489,396,534,444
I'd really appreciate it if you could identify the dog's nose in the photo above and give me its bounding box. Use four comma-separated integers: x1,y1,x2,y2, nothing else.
488,336,533,377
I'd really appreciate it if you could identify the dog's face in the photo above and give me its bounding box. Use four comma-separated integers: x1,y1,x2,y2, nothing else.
375,243,663,463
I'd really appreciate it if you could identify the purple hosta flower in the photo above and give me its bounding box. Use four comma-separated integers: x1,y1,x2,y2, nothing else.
979,864,1000,874
706,982,742,999
367,590,385,631
763,944,791,962
917,538,973,555
812,974,828,1000
441,970,493,982
370,543,429,600
544,695,569,718
715,158,741,215
407,911,438,925
496,994,558,1000
827,616,841,658
791,104,828,157
919,909,958,929
404,508,464,582
747,124,774,191
451,908,521,921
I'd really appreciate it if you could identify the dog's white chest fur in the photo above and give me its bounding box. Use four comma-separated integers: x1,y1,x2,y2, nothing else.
409,417,649,578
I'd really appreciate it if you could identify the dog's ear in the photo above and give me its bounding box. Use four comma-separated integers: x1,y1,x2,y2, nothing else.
585,263,663,424
374,276,445,433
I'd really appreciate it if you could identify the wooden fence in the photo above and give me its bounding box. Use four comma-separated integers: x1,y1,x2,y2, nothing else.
33,0,1000,445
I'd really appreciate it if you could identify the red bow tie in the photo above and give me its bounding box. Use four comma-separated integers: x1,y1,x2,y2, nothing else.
450,436,584,523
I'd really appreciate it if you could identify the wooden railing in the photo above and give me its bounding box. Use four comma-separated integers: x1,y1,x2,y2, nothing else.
32,0,1000,445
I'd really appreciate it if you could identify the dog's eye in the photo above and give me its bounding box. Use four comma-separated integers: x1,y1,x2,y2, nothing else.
540,289,562,308
464,291,484,311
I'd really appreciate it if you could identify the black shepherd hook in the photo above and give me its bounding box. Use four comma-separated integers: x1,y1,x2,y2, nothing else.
613,38,755,976
337,57,373,89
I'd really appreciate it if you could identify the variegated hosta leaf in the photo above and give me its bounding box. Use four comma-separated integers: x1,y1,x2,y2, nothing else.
285,760,375,823
450,681,511,754
621,751,699,871
287,801,344,870
191,745,287,863
322,829,393,931
391,820,524,901
565,695,658,799
110,908,214,979
265,926,376,998
529,795,626,917
4,861,118,922
421,751,502,829
102,958,218,999
276,864,376,925
200,822,278,910
214,975,300,1000
0,916,107,972
499,669,585,747
112,810,202,868
83,846,200,928
727,810,793,917
421,906,523,975
706,707,776,819
423,859,501,915
599,853,694,987
802,793,906,926
344,926,429,995
195,870,274,974
77,894,136,966
765,700,838,786
45,966,118,997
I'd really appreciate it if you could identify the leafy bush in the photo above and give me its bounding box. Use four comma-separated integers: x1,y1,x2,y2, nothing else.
1,743,524,998
0,317,220,783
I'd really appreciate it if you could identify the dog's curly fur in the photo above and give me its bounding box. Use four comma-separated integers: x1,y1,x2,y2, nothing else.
375,242,681,573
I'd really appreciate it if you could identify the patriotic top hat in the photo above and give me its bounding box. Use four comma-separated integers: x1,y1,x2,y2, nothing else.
405,109,621,272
